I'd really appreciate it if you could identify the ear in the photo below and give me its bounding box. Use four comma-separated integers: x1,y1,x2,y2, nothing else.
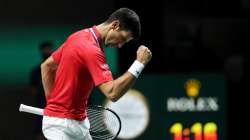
111,20,120,30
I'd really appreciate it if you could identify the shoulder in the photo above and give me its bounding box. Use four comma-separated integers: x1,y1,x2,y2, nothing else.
64,29,95,49
64,28,105,58
67,28,92,43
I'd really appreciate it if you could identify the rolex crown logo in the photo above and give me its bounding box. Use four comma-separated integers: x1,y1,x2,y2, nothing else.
184,79,201,97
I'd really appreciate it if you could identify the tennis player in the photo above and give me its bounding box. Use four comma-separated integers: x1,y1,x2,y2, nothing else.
41,8,152,140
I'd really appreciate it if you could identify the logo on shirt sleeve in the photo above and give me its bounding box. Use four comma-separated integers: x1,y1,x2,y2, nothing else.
101,64,110,70
101,64,112,77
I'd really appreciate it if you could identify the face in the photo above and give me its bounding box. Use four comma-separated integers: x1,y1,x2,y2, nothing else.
104,23,133,48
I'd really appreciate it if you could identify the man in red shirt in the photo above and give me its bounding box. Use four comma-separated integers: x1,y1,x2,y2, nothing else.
41,8,152,140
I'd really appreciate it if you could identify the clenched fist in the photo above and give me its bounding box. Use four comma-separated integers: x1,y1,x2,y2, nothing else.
136,45,152,65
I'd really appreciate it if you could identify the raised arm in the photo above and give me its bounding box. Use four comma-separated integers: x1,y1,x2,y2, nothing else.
98,45,152,102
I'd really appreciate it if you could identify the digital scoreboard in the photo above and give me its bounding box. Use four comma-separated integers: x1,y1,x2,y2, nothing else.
164,76,226,140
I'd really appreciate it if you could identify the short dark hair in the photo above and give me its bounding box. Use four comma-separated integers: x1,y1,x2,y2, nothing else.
106,8,141,40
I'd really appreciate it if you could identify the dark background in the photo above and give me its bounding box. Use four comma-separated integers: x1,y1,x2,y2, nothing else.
0,0,249,139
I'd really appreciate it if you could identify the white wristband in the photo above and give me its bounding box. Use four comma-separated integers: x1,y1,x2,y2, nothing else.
128,60,145,78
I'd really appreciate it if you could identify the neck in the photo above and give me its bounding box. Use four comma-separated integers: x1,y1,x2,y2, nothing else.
96,23,110,41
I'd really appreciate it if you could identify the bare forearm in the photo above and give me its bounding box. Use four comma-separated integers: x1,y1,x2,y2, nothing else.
41,64,56,97
99,45,152,102
111,72,136,100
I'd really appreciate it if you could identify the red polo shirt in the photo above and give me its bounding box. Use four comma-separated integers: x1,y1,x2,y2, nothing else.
44,26,113,120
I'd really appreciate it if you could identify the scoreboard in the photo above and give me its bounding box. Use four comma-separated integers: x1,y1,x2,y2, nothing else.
134,74,227,140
